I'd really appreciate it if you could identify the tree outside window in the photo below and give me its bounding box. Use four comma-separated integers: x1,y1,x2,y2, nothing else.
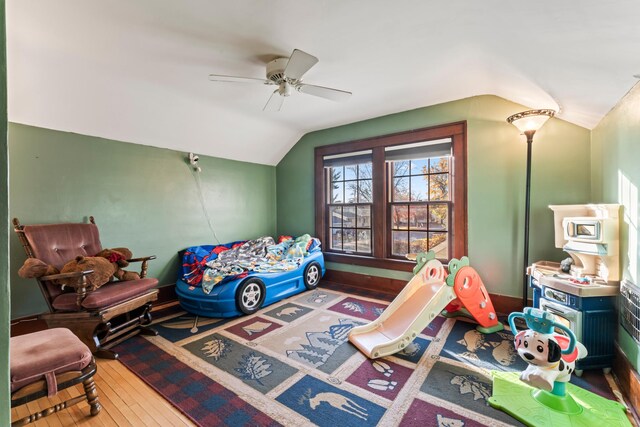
316,122,467,272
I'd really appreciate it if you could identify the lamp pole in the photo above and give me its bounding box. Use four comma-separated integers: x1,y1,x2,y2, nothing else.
506,108,555,310
522,130,535,308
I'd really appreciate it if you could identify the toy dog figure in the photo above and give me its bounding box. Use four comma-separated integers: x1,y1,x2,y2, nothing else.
514,328,587,392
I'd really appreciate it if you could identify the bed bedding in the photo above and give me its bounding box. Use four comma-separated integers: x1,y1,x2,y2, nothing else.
181,235,321,294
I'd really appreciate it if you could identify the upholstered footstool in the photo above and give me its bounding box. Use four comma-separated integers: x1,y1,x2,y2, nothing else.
10,328,101,426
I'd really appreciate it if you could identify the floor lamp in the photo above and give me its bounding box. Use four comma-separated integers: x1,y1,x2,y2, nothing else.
506,109,556,308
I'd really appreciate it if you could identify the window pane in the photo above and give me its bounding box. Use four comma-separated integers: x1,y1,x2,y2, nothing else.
410,175,428,201
430,157,449,173
409,205,428,230
358,179,372,203
393,161,410,177
343,206,356,228
331,181,344,203
344,229,356,251
429,174,449,201
409,231,429,253
358,163,372,179
391,205,409,230
357,230,371,254
393,177,410,201
344,165,357,180
429,232,448,259
411,159,429,175
392,231,408,256
330,206,342,227
330,228,342,250
429,204,448,231
331,166,343,182
357,205,371,228
345,181,358,203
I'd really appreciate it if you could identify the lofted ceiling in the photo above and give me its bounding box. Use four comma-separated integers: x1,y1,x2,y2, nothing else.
7,0,640,166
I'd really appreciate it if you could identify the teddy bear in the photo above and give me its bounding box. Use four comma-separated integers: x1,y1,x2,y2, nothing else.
58,255,117,290
18,258,60,279
94,247,140,281
17,246,141,290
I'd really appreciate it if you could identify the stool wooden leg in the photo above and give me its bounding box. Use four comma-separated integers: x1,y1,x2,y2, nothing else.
83,376,101,416
12,394,88,426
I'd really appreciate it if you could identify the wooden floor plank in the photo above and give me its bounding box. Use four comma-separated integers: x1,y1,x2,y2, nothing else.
97,362,185,426
92,366,142,427
123,403,161,427
101,359,193,427
10,357,196,427
58,388,88,426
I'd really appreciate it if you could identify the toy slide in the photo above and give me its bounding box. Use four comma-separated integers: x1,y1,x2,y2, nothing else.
348,252,503,359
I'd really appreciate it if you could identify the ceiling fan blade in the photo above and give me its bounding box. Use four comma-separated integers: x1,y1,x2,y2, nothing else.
263,90,284,112
284,49,319,80
208,74,273,85
297,83,352,102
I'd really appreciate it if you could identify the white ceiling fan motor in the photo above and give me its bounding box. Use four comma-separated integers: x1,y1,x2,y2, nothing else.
266,57,289,84
208,49,352,111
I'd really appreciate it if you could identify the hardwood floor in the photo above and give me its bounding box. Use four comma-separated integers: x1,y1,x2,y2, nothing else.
10,358,196,427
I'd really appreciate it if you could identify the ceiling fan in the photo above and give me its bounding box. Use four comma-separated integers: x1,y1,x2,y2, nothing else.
208,49,352,111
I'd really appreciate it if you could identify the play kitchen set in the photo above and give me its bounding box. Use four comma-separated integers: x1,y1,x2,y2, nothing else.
528,204,620,374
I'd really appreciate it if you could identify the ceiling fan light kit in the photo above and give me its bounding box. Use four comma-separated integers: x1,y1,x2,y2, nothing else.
209,49,352,111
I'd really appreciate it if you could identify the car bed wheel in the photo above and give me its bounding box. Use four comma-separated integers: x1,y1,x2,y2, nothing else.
236,278,265,315
304,261,321,290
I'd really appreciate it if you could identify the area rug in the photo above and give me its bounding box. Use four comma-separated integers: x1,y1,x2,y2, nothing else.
115,287,616,427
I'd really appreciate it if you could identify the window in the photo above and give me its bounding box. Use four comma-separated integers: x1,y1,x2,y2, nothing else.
315,122,467,272
327,159,373,254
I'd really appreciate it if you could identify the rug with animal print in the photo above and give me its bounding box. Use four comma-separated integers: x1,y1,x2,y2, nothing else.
115,287,616,427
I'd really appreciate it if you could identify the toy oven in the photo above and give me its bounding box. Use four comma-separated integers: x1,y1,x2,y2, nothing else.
539,297,583,342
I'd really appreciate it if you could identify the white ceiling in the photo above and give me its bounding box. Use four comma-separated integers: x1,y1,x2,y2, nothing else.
8,0,640,166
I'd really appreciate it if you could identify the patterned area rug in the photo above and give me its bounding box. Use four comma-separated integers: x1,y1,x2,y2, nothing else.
115,287,616,427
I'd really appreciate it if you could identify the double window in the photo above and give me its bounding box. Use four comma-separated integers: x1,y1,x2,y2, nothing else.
314,122,467,272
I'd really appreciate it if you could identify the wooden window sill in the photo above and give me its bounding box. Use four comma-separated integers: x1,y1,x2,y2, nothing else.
323,252,415,272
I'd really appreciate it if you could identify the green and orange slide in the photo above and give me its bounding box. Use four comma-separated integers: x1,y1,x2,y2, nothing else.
348,251,503,359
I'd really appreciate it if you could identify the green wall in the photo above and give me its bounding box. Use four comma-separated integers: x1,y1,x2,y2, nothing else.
9,123,276,318
1,0,10,423
591,82,640,370
277,95,591,298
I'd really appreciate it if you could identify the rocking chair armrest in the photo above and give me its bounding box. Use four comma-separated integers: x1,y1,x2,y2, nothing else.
126,255,156,279
41,270,95,308
40,270,95,283
126,255,157,263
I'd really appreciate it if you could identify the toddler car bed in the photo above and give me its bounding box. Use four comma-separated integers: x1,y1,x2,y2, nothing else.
176,235,325,317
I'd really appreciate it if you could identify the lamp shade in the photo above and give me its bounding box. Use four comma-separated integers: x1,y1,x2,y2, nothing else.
507,109,556,133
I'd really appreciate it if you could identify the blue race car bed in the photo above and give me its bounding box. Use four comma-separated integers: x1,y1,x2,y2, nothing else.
176,235,325,318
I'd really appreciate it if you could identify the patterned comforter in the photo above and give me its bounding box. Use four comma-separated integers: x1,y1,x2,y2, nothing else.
180,235,321,294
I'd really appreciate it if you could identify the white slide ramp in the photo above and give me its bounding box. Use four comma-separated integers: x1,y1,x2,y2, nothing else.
348,258,456,359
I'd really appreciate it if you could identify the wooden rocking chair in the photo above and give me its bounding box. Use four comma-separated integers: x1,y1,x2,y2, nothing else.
13,216,159,359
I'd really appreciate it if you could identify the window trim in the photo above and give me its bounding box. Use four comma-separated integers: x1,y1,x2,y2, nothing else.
315,121,467,272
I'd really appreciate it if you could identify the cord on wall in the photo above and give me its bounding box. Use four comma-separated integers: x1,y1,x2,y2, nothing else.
188,153,221,244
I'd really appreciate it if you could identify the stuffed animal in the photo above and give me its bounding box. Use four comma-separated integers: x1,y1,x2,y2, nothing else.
18,246,140,290
95,247,141,281
95,247,132,267
18,258,59,279
58,256,117,290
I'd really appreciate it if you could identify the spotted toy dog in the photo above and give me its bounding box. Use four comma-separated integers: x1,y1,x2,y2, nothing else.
514,329,587,392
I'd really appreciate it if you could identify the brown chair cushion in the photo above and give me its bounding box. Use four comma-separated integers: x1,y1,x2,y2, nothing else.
22,223,102,270
52,278,158,311
10,328,92,393
23,222,103,301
